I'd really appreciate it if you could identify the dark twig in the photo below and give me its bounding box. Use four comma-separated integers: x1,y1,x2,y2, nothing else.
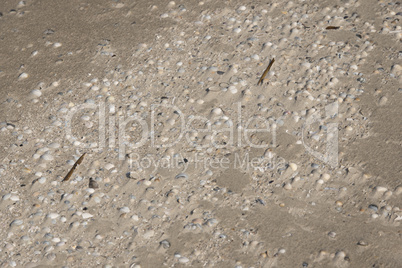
62,153,86,182
257,58,275,86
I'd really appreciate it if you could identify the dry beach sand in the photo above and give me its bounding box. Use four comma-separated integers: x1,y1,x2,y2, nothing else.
0,0,401,267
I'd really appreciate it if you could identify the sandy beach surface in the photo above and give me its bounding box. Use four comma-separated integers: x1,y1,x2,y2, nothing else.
0,0,401,267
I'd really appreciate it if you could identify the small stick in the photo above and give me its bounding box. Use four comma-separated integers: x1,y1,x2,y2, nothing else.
62,153,86,182
257,58,275,86
326,26,340,30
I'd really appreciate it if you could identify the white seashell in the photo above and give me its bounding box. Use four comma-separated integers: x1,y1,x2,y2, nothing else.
73,141,81,146
105,163,115,170
81,115,90,121
345,126,353,131
395,186,402,195
175,173,188,179
206,218,218,226
19,73,28,80
321,173,331,181
120,207,130,213
95,234,103,240
289,163,297,171
86,188,95,194
41,153,54,161
71,221,80,228
179,257,189,263
10,195,20,201
48,143,60,148
10,219,23,227
378,96,388,106
284,183,292,190
82,212,93,219
391,64,402,74
229,86,238,94
47,213,60,219
243,89,252,95
374,186,387,193
52,120,62,126
30,89,42,98
143,230,155,239
211,108,222,115
233,28,241,34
